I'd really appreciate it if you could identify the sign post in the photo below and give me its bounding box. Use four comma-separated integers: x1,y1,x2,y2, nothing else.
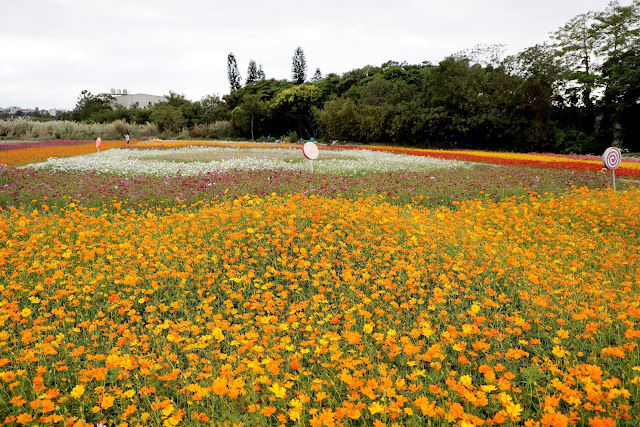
302,141,319,172
602,147,621,188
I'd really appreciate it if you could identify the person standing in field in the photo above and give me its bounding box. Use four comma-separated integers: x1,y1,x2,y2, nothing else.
124,131,130,144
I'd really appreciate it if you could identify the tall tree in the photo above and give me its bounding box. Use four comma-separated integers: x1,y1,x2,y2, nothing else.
552,12,599,106
311,68,322,82
593,0,640,58
292,46,307,84
600,48,640,151
257,63,266,80
227,52,242,92
246,60,259,85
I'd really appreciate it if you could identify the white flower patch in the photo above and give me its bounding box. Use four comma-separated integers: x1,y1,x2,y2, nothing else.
30,146,472,176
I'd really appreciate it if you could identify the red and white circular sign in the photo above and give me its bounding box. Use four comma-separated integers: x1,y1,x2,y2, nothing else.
602,147,621,170
96,137,102,149
302,142,318,160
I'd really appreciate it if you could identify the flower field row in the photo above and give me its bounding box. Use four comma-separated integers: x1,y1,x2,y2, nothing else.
0,139,302,169
0,164,615,211
28,146,471,177
0,141,128,168
334,146,640,179
0,141,97,152
1,187,639,426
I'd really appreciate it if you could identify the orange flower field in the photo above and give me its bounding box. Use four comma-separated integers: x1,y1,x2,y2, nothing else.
1,185,639,426
0,141,129,168
1,141,639,426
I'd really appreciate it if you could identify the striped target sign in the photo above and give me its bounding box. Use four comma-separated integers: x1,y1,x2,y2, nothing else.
602,147,621,170
302,142,319,160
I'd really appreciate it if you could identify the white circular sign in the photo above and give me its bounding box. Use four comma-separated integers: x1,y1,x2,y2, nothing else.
302,142,319,160
603,147,621,170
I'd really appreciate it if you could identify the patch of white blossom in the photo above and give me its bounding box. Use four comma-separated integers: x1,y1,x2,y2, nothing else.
30,146,472,176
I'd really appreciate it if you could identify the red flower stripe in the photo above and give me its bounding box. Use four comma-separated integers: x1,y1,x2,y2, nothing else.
332,146,640,178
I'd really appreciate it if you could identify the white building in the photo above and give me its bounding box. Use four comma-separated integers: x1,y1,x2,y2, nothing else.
110,89,167,109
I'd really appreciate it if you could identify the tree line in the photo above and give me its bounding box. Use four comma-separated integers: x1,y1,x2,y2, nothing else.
65,1,640,153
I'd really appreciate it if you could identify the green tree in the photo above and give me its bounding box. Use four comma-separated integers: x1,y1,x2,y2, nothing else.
233,94,265,141
315,98,359,141
313,72,341,101
257,64,266,80
222,78,293,138
271,84,322,137
150,104,186,134
227,52,242,92
129,103,152,125
600,48,640,151
165,91,190,108
594,1,640,58
417,57,491,147
246,60,259,85
198,94,229,123
292,47,307,84
71,90,115,122
311,68,322,82
502,44,567,151
552,12,599,106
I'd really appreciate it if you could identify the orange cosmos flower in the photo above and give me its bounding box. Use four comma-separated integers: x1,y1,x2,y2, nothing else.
588,417,616,427
260,405,276,417
212,377,229,396
540,411,570,427
29,398,55,412
100,394,115,409
16,413,34,425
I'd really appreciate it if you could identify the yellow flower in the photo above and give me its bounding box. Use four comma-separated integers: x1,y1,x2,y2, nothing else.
212,327,224,342
552,345,568,358
162,404,175,416
289,398,302,408
268,383,287,398
505,402,522,420
122,389,136,398
459,375,472,387
70,385,85,399
368,402,385,415
363,323,374,334
20,308,32,318
288,408,302,421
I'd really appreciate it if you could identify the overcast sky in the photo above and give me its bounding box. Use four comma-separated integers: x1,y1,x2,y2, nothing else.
1,0,625,110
